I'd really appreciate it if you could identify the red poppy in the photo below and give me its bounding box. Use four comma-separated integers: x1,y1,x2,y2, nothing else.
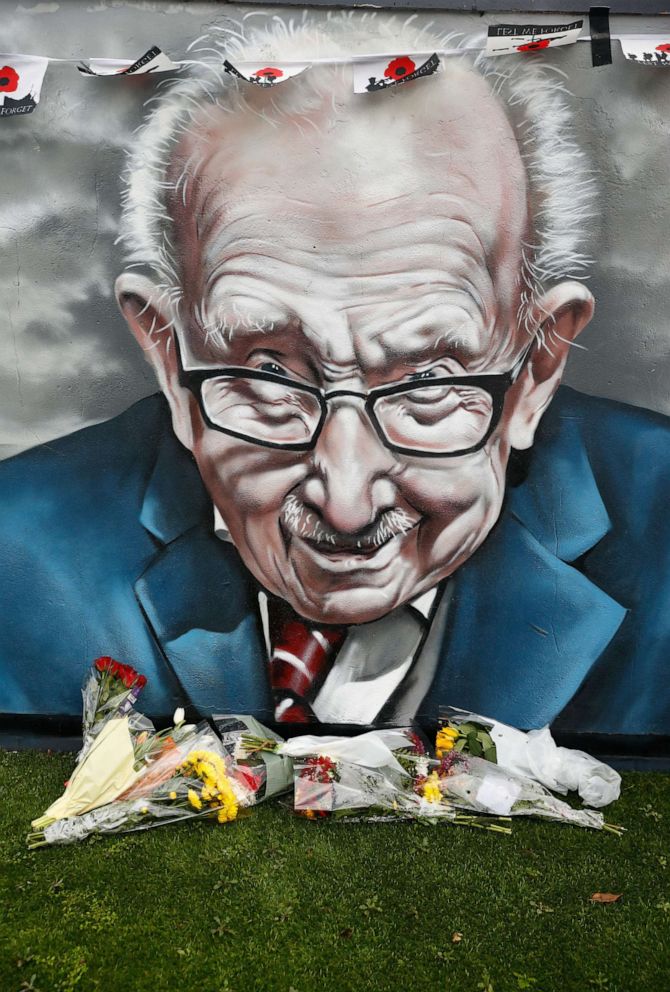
516,39,551,53
255,67,283,79
384,56,416,81
0,66,19,92
655,43,670,53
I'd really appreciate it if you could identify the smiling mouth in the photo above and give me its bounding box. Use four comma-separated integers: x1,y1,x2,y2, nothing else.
301,530,401,558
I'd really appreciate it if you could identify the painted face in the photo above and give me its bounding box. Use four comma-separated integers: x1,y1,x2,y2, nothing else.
173,68,531,624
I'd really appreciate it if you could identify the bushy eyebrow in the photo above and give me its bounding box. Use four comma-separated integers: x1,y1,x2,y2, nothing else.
191,300,284,358
390,336,478,372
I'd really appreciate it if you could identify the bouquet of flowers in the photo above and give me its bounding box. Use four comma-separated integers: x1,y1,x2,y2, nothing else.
79,656,150,761
212,713,294,802
28,722,251,847
30,657,155,832
433,747,623,833
28,663,271,848
242,728,512,832
437,707,621,808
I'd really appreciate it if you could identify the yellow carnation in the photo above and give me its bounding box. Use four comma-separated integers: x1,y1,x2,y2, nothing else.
187,789,202,810
216,801,238,824
422,772,442,804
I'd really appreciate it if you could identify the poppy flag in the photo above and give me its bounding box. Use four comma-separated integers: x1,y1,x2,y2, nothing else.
619,37,670,65
0,55,49,118
77,46,179,76
486,21,583,56
352,53,440,94
222,60,311,86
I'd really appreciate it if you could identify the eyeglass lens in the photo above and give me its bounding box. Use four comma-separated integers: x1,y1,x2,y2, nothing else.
201,376,494,453
202,377,322,445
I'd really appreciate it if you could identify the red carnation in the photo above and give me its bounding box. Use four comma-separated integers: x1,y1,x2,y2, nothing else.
122,670,136,688
0,66,19,92
384,56,416,81
656,43,670,53
94,656,113,672
255,67,283,79
301,755,337,783
517,39,551,53
135,674,147,689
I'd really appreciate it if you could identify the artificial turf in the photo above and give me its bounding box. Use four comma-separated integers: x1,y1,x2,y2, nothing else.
0,750,669,992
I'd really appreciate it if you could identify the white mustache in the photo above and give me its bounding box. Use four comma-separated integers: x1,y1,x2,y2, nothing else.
280,494,417,550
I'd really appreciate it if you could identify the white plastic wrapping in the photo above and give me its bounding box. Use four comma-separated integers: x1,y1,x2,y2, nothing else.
276,730,415,775
443,708,621,807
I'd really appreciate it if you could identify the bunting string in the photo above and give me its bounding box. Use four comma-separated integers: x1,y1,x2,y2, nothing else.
2,22,670,119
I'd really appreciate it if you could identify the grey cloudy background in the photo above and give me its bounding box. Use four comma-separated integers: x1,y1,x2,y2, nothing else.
1,1,670,458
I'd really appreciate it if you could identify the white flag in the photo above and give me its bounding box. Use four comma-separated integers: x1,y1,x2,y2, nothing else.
222,60,310,86
0,54,49,117
486,20,583,56
78,46,179,76
352,53,440,94
620,37,670,65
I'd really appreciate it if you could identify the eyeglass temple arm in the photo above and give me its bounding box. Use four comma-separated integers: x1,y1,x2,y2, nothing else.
510,336,537,383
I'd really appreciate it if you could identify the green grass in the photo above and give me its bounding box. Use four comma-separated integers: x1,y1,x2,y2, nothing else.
1,751,669,992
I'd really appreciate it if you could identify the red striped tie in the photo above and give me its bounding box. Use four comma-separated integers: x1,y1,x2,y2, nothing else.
268,600,346,722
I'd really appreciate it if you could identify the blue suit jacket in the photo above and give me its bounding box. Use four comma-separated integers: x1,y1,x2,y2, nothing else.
0,387,668,735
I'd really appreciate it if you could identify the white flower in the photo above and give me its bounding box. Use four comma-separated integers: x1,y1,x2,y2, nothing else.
416,756,429,778
173,707,185,726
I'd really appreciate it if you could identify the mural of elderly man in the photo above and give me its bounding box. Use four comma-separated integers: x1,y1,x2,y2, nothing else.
1,16,669,736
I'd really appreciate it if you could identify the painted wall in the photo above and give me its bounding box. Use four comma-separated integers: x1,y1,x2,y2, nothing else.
1,2,669,738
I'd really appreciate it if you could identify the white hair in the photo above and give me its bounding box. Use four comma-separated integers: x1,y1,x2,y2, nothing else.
118,10,595,349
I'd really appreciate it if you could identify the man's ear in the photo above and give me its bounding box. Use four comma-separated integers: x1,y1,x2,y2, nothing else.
115,272,195,450
507,281,595,451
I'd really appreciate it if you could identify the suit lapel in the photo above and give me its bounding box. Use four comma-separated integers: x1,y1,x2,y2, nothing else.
420,392,627,728
135,427,272,719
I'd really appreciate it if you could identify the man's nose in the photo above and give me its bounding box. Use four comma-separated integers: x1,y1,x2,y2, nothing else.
302,400,398,534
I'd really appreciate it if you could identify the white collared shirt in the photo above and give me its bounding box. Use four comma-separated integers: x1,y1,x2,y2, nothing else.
214,509,448,723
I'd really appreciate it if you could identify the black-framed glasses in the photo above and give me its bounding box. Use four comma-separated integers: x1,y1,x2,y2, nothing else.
175,335,533,458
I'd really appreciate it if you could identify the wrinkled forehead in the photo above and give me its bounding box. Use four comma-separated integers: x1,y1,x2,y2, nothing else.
169,64,528,312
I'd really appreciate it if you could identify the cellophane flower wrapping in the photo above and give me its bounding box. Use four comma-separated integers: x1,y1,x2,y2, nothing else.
30,723,253,847
78,656,152,764
436,749,612,830
31,658,155,832
438,706,621,808
212,713,294,801
290,728,460,822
